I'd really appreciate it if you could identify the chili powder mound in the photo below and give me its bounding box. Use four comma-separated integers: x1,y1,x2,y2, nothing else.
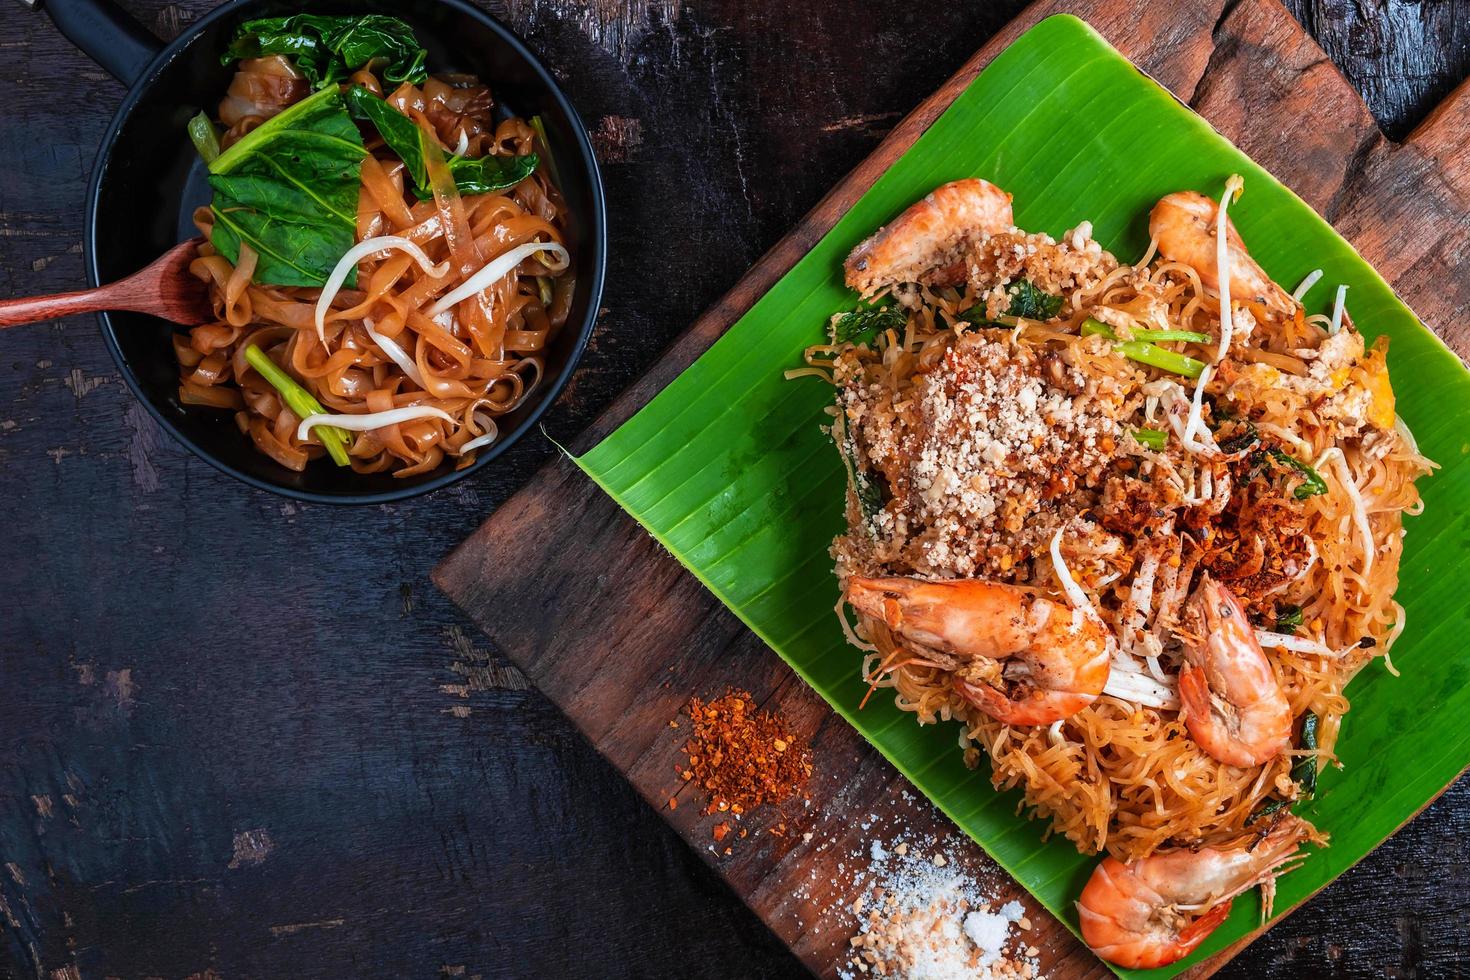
679,689,812,815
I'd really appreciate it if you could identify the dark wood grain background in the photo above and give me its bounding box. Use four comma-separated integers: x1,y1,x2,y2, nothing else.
1,1,1466,978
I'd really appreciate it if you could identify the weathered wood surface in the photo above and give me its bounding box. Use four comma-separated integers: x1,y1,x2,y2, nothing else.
0,0,1466,977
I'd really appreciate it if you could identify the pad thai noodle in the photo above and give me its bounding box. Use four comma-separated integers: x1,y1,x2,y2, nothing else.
795,176,1434,967
175,14,574,476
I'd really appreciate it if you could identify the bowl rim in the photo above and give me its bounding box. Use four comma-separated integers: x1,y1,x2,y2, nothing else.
83,0,607,505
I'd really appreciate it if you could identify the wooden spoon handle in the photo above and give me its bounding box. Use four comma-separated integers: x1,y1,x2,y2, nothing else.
0,238,209,330
0,284,132,329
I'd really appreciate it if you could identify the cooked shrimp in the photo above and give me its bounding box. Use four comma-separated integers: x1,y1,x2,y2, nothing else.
1178,575,1291,767
845,576,1109,725
844,178,1014,297
1150,191,1295,316
1078,814,1316,969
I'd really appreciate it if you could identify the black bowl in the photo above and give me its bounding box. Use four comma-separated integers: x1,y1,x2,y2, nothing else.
84,0,606,503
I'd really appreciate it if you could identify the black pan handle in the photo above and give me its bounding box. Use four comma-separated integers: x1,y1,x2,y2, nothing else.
34,0,163,88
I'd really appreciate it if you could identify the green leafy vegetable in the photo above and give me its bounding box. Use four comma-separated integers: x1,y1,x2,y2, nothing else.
243,345,351,466
1275,604,1304,634
1267,448,1328,499
1002,278,1064,320
207,86,365,287
1131,427,1167,450
962,277,1063,324
1249,444,1328,499
830,305,907,345
188,111,221,164
343,86,538,200
1082,319,1206,377
1251,712,1320,822
223,14,428,87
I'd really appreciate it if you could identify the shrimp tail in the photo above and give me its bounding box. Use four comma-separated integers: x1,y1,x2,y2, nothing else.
955,676,1095,727
1174,900,1233,957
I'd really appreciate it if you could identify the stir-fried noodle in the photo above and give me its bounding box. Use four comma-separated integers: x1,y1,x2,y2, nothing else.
177,54,574,476
803,181,1434,863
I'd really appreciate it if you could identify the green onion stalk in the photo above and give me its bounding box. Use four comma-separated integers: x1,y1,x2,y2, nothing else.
243,345,351,466
1081,318,1207,378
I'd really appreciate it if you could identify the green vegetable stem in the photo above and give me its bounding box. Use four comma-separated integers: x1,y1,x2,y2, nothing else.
243,345,351,466
1082,318,1206,378
1130,427,1168,450
187,112,222,164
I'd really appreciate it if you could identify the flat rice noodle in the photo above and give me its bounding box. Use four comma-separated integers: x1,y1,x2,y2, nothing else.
469,357,516,376
401,214,445,248
394,445,445,478
189,254,235,301
461,295,505,360
388,262,454,311
248,416,308,471
364,387,415,459
480,372,525,412
399,418,445,453
328,252,415,330
465,195,521,236
360,154,415,228
179,381,244,409
189,321,243,355
407,310,474,365
189,352,229,386
219,56,307,128
250,293,317,331
356,185,384,244
289,338,358,381
504,329,545,352
1238,346,1309,376
412,343,477,399
332,367,374,399
422,120,482,276
549,274,574,329
472,213,561,255
234,326,294,379
224,244,258,320
503,289,534,325
174,333,206,368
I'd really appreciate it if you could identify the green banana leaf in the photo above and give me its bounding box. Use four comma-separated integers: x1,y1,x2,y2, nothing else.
575,15,1470,978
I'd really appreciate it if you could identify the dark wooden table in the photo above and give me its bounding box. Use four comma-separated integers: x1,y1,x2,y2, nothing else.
1,1,1466,977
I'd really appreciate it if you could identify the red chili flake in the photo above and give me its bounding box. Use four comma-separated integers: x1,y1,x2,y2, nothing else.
677,689,814,819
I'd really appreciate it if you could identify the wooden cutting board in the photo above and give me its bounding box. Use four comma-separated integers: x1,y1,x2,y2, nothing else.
435,0,1470,975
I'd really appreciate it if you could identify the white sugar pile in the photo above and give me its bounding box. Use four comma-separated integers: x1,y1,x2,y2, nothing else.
839,843,1041,979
